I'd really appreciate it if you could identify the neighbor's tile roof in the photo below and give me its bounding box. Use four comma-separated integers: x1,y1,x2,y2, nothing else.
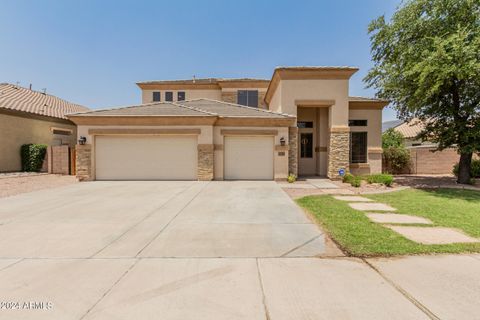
70,99,292,118
0,83,88,119
395,118,424,138
382,119,404,132
349,96,389,103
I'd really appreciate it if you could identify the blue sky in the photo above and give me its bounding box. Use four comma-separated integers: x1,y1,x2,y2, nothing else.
0,0,400,120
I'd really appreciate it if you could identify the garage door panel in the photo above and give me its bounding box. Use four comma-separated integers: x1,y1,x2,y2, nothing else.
224,136,274,180
95,136,197,180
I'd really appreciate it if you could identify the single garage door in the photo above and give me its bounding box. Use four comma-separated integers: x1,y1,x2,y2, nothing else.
224,136,274,180
95,135,197,180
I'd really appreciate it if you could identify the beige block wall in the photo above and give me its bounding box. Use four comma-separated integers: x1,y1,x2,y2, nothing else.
212,126,289,180
0,113,77,172
141,89,222,103
349,109,383,175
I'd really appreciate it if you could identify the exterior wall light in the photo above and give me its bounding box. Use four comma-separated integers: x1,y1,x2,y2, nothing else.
280,137,286,146
78,136,87,145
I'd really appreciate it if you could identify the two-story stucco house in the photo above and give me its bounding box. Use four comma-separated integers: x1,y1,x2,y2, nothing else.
68,66,387,181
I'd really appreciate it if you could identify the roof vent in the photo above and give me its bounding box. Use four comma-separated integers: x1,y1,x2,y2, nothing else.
193,75,196,83
42,88,47,95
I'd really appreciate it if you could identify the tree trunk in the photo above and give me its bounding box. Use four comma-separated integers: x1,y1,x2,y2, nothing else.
457,152,472,184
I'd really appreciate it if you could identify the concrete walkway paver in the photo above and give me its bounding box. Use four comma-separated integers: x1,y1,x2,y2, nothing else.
305,178,339,189
367,213,432,225
387,226,480,245
349,202,396,211
258,258,429,320
369,255,480,320
333,195,372,202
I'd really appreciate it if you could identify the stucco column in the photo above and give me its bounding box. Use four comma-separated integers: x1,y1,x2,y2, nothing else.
327,127,350,179
288,127,298,176
197,144,214,181
76,144,92,181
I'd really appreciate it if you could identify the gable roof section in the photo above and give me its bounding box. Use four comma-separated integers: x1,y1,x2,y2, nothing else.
68,98,292,119
0,83,88,119
394,118,424,139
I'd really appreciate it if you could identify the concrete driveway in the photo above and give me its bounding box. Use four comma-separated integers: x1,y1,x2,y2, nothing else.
0,181,478,319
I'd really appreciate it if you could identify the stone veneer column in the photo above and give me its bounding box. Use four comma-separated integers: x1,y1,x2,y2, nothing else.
327,128,350,179
288,127,298,176
76,144,92,181
197,144,214,181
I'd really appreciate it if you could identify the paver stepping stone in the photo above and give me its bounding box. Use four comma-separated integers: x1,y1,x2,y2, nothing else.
334,196,372,202
367,213,432,225
387,226,480,245
349,202,396,211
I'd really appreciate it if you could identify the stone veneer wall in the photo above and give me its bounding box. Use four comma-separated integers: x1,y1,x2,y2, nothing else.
288,127,298,176
76,144,92,181
327,131,350,179
198,144,214,181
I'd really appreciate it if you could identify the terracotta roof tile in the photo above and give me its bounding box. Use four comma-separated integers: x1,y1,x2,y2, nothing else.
0,83,88,119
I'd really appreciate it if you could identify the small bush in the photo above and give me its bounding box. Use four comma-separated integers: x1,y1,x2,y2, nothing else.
351,176,362,188
365,174,394,187
453,159,480,178
21,144,47,172
287,173,297,183
383,147,411,174
342,173,355,184
382,128,405,149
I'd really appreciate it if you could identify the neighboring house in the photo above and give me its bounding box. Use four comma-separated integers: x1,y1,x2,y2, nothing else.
384,118,460,174
0,83,89,172
382,119,403,133
68,66,388,181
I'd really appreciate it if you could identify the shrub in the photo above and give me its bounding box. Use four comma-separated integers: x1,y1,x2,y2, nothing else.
287,173,297,183
453,159,480,178
351,176,362,188
383,146,411,174
382,128,405,149
365,174,394,187
21,144,47,172
342,173,355,184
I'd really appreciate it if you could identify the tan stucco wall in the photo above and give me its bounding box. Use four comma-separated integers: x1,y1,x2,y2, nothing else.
349,108,383,174
270,79,350,127
0,113,77,172
141,89,222,103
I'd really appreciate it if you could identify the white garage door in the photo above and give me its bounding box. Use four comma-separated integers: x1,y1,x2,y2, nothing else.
224,136,274,180
95,135,197,180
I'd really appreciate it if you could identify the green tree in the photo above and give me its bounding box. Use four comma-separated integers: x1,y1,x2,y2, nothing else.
365,0,480,184
382,128,405,149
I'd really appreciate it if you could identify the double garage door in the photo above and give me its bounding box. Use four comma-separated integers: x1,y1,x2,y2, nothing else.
95,135,274,181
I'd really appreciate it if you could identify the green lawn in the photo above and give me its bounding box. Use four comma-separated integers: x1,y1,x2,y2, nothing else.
296,188,480,257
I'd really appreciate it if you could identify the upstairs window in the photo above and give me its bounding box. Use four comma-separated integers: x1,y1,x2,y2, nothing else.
350,132,368,163
165,91,173,102
177,91,186,101
152,92,161,102
349,119,368,126
237,90,258,108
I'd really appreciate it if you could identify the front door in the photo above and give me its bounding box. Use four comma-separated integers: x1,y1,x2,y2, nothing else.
298,121,316,175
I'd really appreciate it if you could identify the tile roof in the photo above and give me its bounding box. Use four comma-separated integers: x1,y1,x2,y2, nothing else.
137,78,270,85
382,119,404,132
394,118,424,139
69,99,292,119
0,83,88,119
349,96,389,103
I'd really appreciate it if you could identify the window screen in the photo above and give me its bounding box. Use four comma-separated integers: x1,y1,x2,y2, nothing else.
297,121,313,128
177,91,186,101
165,91,173,102
152,92,161,102
350,132,368,163
237,90,258,107
349,120,368,126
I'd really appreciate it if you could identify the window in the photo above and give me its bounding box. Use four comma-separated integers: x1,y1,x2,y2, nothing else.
300,133,313,158
177,91,186,101
350,132,367,163
152,92,161,102
237,90,258,107
51,127,72,136
297,121,313,128
165,91,173,102
349,119,368,126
